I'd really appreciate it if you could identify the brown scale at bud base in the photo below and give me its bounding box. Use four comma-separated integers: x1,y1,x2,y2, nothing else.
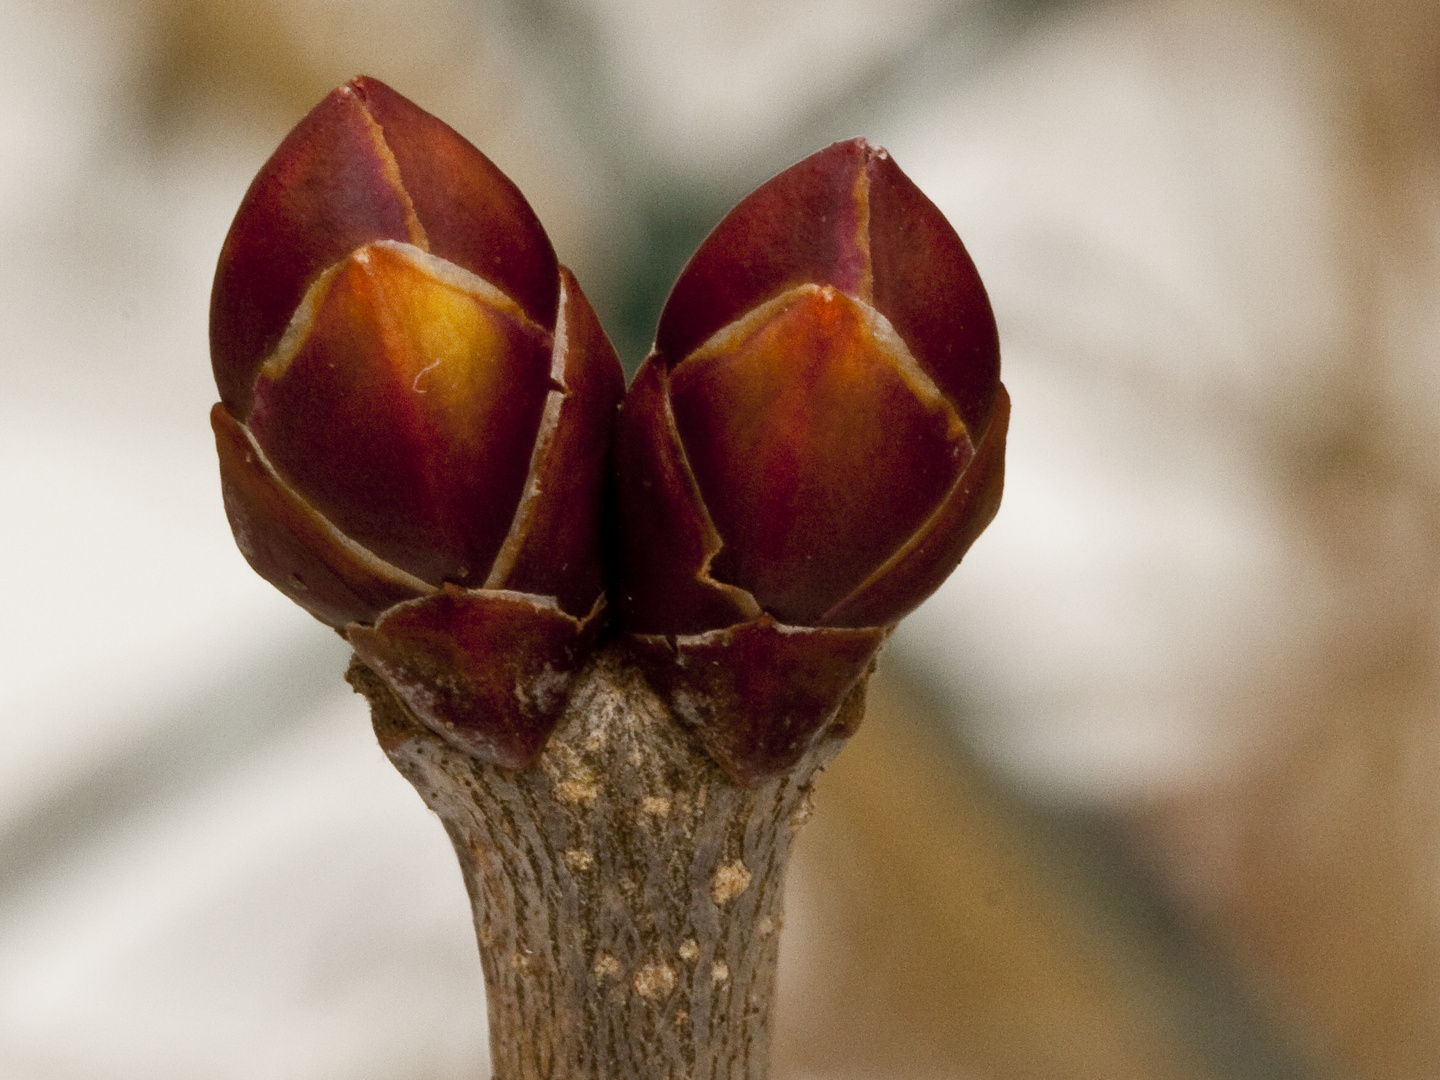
614,138,1008,784
210,77,624,768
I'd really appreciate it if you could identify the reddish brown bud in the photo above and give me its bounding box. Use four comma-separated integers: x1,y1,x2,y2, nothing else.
210,78,624,768
614,139,1007,782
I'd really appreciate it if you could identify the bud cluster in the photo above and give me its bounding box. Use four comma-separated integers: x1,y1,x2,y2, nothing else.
211,78,1006,782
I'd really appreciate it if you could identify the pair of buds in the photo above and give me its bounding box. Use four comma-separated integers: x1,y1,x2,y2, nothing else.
211,78,1008,784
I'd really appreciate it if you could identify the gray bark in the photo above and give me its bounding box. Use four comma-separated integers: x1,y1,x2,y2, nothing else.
348,643,863,1080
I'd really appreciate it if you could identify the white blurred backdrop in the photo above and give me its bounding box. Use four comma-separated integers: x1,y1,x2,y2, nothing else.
4,0,1440,1077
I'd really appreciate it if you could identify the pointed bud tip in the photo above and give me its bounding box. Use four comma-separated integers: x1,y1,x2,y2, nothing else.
212,79,619,641
616,137,1004,639
210,75,561,419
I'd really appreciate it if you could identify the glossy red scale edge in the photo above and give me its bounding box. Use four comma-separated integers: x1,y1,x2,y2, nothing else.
491,269,626,616
348,585,602,769
628,617,885,785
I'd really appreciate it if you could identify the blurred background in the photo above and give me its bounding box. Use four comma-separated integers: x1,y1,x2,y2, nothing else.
3,0,1439,1076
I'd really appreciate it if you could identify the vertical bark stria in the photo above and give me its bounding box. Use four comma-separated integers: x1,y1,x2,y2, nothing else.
347,642,862,1080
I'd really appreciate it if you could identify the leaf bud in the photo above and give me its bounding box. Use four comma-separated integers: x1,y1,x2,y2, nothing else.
210,78,624,769
614,139,1008,783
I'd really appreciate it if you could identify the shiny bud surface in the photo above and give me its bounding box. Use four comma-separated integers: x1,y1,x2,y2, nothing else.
615,139,1008,782
210,78,623,768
